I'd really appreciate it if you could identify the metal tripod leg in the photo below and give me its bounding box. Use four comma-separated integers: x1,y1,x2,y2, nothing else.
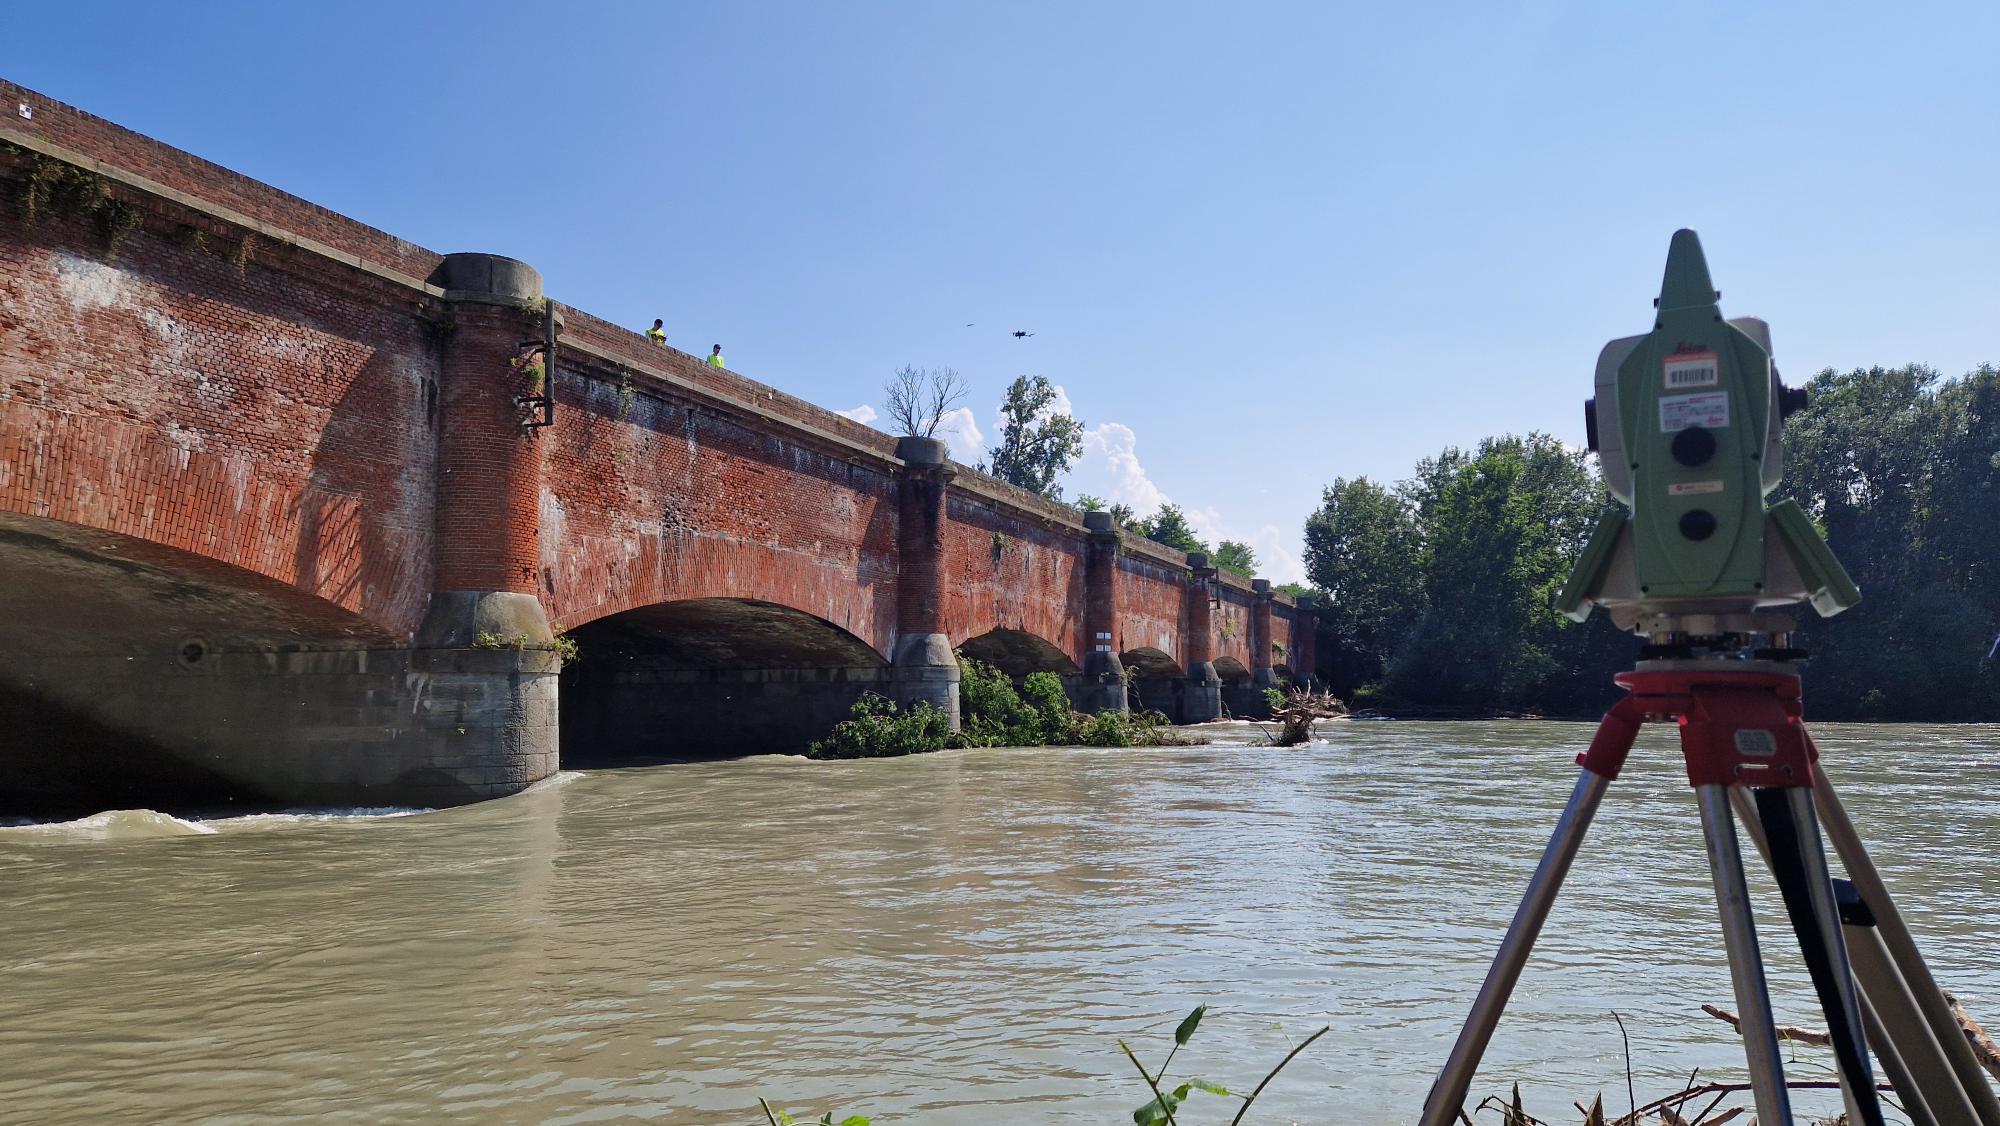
1755,787,1886,1126
1813,761,2000,1126
1695,783,1794,1124
1416,769,1612,1126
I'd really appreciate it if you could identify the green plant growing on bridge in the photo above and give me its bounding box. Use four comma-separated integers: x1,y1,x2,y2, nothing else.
14,155,142,259
470,630,580,662
617,370,636,421
806,693,950,759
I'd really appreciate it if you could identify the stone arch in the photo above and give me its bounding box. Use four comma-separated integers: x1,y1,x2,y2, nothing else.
1121,645,1186,718
0,511,405,815
958,627,1080,678
1213,655,1252,683
560,597,888,763
1120,647,1184,679
546,532,896,662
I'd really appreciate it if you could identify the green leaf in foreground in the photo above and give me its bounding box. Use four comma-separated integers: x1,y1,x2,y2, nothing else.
1174,1004,1206,1046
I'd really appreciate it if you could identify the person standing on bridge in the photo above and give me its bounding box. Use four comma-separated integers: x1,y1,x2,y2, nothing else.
708,344,725,369
646,318,665,345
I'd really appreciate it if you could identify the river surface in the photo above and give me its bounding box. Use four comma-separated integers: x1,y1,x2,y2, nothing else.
3,721,1997,1124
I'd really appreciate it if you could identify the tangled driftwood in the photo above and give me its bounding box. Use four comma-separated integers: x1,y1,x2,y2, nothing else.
1266,687,1346,746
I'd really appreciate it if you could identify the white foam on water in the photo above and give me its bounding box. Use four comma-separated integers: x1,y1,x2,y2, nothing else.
203,806,434,828
1,809,218,840
525,770,586,791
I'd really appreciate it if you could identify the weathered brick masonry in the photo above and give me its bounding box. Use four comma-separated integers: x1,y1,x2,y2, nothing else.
0,79,1314,810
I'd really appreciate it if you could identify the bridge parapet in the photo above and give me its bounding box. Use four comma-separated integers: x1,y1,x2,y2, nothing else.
0,76,1317,812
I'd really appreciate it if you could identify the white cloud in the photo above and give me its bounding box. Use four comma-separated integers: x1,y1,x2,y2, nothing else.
1068,421,1308,583
1079,422,1169,514
936,406,985,465
834,404,878,425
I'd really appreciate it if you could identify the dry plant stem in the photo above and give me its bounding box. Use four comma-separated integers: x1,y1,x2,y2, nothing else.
1611,1010,1636,1121
1118,1038,1180,1126
1944,990,2000,1083
758,1097,782,1126
1701,1003,1833,1047
1229,1024,1329,1126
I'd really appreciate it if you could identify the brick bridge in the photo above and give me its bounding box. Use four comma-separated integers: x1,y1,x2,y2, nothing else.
0,80,1318,813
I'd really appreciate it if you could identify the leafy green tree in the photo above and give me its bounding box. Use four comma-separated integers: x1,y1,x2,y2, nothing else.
1778,365,2000,719
1133,502,1207,555
1303,476,1423,688
1212,539,1258,576
988,375,1085,499
1386,433,1609,710
1074,494,1137,527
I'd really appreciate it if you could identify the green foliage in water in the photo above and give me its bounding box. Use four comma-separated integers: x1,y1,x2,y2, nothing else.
958,654,1178,748
807,657,1193,759
805,693,950,759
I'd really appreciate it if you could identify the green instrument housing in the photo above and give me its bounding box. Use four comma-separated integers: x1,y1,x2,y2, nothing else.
1558,230,1860,629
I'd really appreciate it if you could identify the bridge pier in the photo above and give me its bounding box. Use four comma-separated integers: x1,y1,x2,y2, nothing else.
402,252,563,797
891,437,962,729
1181,552,1224,723
1080,511,1129,714
1250,579,1281,694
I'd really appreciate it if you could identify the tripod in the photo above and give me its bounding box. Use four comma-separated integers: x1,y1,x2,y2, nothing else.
1418,661,2000,1126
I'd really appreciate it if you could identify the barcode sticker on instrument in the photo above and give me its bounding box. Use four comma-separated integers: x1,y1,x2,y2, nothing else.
1664,353,1719,388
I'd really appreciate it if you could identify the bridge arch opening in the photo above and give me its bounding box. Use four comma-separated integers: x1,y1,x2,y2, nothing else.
1121,646,1186,719
957,628,1079,678
0,512,403,817
560,598,888,763
1213,656,1251,683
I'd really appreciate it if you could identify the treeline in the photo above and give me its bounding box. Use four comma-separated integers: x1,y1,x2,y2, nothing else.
1302,365,2000,720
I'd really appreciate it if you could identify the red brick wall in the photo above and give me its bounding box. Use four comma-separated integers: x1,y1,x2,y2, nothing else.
0,79,1301,679
0,169,439,638
539,362,900,654
939,491,1086,659
1117,553,1186,669
1214,589,1255,673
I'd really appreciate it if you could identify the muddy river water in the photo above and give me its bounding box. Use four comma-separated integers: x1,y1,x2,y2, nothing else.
4,721,1996,1123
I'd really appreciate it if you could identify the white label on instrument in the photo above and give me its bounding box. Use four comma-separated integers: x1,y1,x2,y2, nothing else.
1659,391,1730,432
1669,480,1725,496
1664,352,1719,388
1735,730,1778,758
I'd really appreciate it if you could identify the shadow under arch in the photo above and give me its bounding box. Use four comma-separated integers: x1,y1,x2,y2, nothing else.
957,627,1080,678
0,511,403,816
1121,646,1188,718
1213,656,1252,683
561,597,889,763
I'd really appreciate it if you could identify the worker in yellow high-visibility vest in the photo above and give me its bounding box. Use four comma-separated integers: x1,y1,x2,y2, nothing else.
707,344,725,369
646,318,665,345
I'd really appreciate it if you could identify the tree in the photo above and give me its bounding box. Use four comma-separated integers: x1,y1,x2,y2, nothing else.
1777,365,2000,719
1212,539,1258,576
883,364,968,438
1385,433,1608,710
1133,502,1206,555
988,375,1085,498
1303,476,1423,689
1074,494,1137,528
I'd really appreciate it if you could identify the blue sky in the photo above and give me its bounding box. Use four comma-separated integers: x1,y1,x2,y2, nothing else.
8,2,1995,581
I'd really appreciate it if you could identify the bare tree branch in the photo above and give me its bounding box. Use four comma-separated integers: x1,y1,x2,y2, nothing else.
884,365,967,438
